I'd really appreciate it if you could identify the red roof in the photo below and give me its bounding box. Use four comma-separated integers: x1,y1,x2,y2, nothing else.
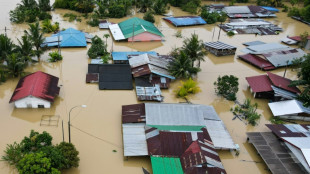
288,36,310,41
9,71,60,103
246,75,273,93
238,54,276,70
267,72,300,94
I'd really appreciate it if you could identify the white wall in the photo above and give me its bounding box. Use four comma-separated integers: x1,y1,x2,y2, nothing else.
14,96,51,108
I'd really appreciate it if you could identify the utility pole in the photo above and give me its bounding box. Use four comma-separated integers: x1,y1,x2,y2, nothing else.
132,23,135,43
212,27,215,41
4,27,7,36
218,22,222,41
62,120,64,142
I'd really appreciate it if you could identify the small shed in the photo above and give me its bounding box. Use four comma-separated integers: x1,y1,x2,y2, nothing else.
163,16,207,27
136,85,163,102
9,71,60,108
204,41,237,56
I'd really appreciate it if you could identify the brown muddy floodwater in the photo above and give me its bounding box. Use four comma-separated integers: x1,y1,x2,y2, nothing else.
0,1,309,174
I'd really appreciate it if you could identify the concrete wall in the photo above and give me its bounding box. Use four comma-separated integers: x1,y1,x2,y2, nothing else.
128,32,162,42
14,96,51,108
305,40,310,50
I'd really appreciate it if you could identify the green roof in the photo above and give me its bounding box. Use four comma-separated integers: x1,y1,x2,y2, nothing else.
151,156,183,174
147,125,205,131
118,17,164,39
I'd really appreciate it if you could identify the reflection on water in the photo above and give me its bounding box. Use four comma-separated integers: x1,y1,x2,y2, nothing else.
0,0,310,173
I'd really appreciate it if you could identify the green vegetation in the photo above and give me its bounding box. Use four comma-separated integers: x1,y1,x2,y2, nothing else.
175,31,182,38
176,78,201,100
299,31,309,49
287,0,310,23
290,54,310,107
214,75,239,101
95,0,132,18
256,0,282,7
42,19,60,33
87,36,109,59
168,34,205,79
227,31,235,36
63,13,82,22
2,130,79,173
143,11,155,23
24,22,46,61
167,0,201,14
152,0,167,15
87,14,100,27
269,117,285,124
53,0,95,13
201,7,227,24
10,0,52,23
231,99,261,126
48,51,63,62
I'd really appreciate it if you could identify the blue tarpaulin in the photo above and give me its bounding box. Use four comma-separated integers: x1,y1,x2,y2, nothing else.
45,28,87,47
261,6,279,12
112,51,157,61
163,16,207,27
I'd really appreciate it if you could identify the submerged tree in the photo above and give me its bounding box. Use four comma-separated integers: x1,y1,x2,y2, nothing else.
214,75,239,101
6,53,27,77
167,50,200,79
87,36,109,59
143,11,155,23
16,35,34,61
182,34,206,67
24,22,46,61
0,34,16,63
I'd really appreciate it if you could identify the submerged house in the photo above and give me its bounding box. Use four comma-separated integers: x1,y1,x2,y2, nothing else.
163,16,207,27
42,28,90,47
268,100,310,121
239,43,306,70
219,19,282,35
86,64,133,90
121,103,237,174
248,124,310,174
112,51,157,64
9,71,60,108
223,5,276,18
109,17,164,42
204,41,237,56
282,35,310,50
246,72,300,100
99,20,114,29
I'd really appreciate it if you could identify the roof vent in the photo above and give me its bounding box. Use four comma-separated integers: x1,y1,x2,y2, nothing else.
280,130,286,134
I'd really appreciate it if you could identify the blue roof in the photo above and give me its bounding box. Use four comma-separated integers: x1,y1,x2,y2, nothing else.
261,6,279,12
51,28,87,47
112,51,157,61
163,16,207,27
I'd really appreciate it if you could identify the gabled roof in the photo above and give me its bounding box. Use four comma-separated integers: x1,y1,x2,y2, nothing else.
112,51,157,61
163,16,207,27
267,72,300,94
263,49,306,67
238,54,276,70
10,71,60,103
268,100,310,116
54,28,87,47
118,17,163,39
246,75,273,93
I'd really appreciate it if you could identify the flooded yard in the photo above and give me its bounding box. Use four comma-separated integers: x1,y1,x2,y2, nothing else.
0,1,309,173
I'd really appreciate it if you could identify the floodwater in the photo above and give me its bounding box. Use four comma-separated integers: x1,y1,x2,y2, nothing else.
0,1,309,174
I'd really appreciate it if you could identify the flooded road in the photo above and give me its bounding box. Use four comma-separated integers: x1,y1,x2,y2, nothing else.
0,1,309,173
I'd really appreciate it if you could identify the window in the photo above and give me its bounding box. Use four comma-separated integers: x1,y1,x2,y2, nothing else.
38,105,45,108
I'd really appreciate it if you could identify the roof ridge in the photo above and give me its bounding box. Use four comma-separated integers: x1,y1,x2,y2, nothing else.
29,71,42,96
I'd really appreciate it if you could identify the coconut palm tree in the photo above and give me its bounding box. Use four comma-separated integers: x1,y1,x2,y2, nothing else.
103,34,110,44
16,35,34,62
182,34,206,68
167,50,200,79
24,22,45,61
6,53,26,77
0,34,16,63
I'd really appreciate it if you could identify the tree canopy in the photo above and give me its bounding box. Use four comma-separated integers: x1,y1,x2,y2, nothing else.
214,75,239,101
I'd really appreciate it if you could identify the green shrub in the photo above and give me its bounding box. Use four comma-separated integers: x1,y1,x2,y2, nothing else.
227,31,235,36
214,75,239,101
56,142,80,169
1,142,23,165
231,99,261,126
176,78,201,100
87,36,109,59
143,11,155,23
48,51,63,62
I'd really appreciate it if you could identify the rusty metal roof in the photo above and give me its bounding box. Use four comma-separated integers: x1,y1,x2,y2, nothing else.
86,73,99,83
122,103,146,123
131,64,152,78
246,74,273,93
238,54,276,70
266,124,310,138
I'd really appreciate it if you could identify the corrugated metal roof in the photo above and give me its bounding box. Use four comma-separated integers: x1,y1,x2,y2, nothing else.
150,76,171,89
264,49,306,67
85,73,99,83
90,59,103,64
268,100,310,116
10,71,60,103
145,103,205,126
224,6,251,14
131,64,152,77
129,53,170,69
288,36,310,41
246,75,273,93
136,86,163,102
122,123,148,156
267,72,300,94
281,37,298,45
129,54,150,68
53,28,87,47
151,156,183,174
200,105,221,121
118,17,163,38
147,125,205,131
238,54,276,70
109,24,125,41
205,120,236,149
242,41,266,46
99,20,114,29
242,43,290,54
261,6,279,12
272,85,298,99
149,64,175,79
163,16,207,27
266,124,309,138
112,51,157,61
204,41,236,50
122,103,146,123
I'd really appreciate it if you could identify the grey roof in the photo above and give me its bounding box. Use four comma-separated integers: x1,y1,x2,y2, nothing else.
129,53,169,69
145,103,205,126
241,43,290,54
268,100,310,116
136,86,163,102
90,59,103,64
200,105,221,121
243,41,266,46
272,85,298,99
148,64,175,79
122,123,148,156
224,6,251,14
204,41,236,50
264,49,306,67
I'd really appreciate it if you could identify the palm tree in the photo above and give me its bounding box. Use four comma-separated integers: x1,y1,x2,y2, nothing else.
167,50,200,79
0,34,16,63
24,22,45,61
6,53,26,77
103,34,110,44
16,35,34,62
182,34,206,68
